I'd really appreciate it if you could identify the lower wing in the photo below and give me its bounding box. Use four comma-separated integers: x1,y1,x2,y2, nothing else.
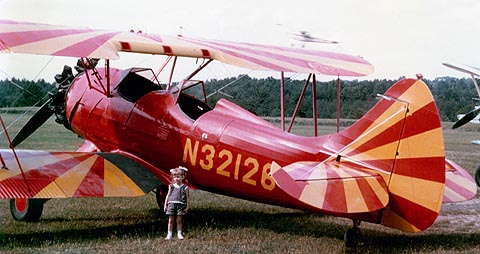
0,150,161,198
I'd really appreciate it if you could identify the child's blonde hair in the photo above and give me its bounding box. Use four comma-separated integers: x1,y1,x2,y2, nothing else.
170,166,188,176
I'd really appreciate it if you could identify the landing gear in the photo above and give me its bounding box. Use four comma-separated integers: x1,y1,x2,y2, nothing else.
344,220,361,249
9,198,46,222
155,185,168,209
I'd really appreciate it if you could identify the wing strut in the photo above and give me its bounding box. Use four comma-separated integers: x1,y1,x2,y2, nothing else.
286,73,340,137
285,73,342,135
174,59,214,104
312,74,318,136
280,72,285,131
288,74,312,132
0,114,33,196
336,76,341,133
471,73,480,99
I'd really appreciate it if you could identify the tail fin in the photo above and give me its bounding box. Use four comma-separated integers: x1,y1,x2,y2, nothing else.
270,78,468,232
332,78,445,232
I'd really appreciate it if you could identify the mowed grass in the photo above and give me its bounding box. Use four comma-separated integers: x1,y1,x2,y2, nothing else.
0,111,479,253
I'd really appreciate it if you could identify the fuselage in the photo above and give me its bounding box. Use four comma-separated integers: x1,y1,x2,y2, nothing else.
63,67,350,216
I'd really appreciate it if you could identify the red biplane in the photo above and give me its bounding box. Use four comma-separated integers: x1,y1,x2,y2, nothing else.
0,20,476,247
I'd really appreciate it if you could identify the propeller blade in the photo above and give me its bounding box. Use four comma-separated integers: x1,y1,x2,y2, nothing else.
11,99,54,147
452,107,480,129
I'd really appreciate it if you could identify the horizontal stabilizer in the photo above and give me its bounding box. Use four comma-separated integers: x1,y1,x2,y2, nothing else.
270,160,389,214
0,150,161,198
443,159,477,203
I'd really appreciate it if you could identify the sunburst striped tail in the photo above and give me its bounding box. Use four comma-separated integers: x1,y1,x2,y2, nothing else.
335,78,446,232
271,78,474,232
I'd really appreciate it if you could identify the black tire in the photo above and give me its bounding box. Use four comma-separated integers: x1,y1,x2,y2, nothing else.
344,227,361,249
475,165,480,188
155,185,168,209
9,198,46,222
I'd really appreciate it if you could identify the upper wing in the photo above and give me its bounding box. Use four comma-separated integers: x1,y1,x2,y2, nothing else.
442,63,480,77
0,149,162,198
270,160,389,214
0,19,373,76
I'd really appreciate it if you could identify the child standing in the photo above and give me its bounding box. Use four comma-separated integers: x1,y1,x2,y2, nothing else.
164,166,190,240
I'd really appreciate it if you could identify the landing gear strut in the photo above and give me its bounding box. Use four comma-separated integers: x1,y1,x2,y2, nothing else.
344,220,361,248
475,164,480,188
155,185,168,209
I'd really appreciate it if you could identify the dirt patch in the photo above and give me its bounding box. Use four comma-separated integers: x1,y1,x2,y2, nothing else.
435,196,480,233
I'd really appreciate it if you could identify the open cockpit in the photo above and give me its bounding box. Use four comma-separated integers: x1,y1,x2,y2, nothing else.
114,67,212,120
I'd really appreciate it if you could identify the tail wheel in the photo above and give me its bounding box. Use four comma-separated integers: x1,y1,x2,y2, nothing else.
155,185,168,209
475,165,480,188
9,198,46,222
344,220,362,249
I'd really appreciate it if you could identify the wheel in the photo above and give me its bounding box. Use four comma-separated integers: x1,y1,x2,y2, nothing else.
9,198,46,222
155,185,168,209
475,165,480,188
344,227,361,248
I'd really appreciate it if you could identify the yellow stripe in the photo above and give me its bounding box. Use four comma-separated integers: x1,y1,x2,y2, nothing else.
0,169,19,181
299,181,327,208
104,160,144,197
335,165,357,178
307,163,328,180
388,173,444,212
270,161,282,175
34,155,98,198
349,128,444,162
341,101,407,155
381,208,421,232
366,176,390,205
397,128,444,158
349,141,399,161
398,80,434,111
344,179,369,213
284,161,313,174
33,183,65,198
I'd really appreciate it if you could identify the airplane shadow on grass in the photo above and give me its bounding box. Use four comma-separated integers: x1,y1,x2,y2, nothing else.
0,207,478,253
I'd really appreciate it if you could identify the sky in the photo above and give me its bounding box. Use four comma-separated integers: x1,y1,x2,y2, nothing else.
0,0,479,82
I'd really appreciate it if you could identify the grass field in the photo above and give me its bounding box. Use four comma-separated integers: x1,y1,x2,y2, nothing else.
0,112,479,254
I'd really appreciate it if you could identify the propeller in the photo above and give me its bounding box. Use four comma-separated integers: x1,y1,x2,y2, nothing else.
452,107,480,129
10,99,54,148
10,64,75,148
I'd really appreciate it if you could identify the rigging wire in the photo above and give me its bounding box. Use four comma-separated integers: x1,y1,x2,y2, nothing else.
0,56,56,136
206,72,252,99
0,67,37,97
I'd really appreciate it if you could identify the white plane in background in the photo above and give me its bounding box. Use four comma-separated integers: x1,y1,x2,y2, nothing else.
443,63,480,145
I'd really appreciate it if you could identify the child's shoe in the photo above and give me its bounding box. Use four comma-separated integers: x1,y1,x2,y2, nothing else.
177,232,184,240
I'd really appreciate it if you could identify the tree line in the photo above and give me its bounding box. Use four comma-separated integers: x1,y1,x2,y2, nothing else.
0,76,477,122
0,78,54,108
204,76,478,122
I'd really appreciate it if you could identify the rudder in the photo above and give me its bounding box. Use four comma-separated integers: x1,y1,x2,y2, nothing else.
331,78,445,232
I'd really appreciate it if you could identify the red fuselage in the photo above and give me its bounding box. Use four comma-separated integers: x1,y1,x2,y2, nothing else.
63,68,347,215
